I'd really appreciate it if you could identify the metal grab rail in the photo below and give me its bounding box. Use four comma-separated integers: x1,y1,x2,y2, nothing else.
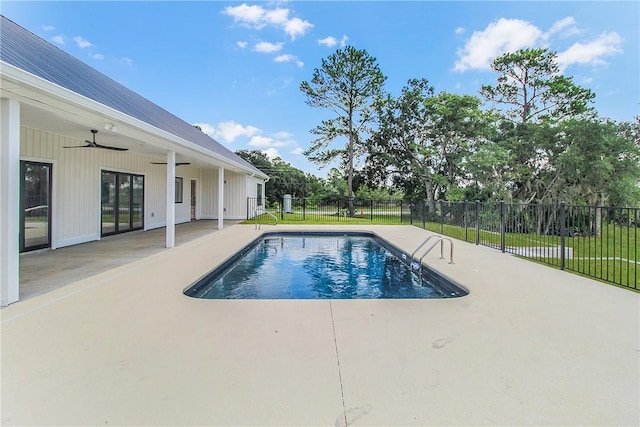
410,235,454,276
255,206,278,229
410,235,444,263
418,237,454,265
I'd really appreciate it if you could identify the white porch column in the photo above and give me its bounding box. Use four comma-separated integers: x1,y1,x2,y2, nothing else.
217,167,224,230
0,98,20,306
166,150,175,248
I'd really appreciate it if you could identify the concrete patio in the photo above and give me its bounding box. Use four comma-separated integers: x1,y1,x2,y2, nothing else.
2,223,639,426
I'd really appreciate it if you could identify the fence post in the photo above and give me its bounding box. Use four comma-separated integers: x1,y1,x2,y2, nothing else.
464,201,468,242
281,197,284,220
410,201,413,225
560,201,566,270
422,201,426,229
400,201,403,224
500,200,506,253
475,200,481,245
246,197,250,221
303,198,306,221
440,201,444,234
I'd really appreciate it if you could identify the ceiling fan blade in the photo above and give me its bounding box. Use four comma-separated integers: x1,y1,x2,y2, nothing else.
63,144,91,148
150,162,191,165
94,143,128,151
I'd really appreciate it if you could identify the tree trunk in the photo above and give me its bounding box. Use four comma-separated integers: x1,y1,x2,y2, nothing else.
425,180,436,214
347,115,355,216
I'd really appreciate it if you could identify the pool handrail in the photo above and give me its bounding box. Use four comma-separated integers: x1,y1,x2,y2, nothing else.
411,235,454,269
254,206,278,229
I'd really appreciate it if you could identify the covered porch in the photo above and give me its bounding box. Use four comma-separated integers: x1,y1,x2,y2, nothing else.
18,220,241,302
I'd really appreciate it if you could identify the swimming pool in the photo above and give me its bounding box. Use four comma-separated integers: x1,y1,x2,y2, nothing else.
184,231,468,299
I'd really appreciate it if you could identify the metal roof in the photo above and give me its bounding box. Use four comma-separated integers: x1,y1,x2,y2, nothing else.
0,15,266,178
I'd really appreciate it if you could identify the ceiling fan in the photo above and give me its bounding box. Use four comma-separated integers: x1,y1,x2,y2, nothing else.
150,162,191,166
63,129,128,151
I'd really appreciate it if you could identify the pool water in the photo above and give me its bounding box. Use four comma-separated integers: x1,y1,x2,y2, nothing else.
184,232,467,299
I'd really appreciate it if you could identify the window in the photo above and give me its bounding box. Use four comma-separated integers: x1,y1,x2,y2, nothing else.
101,170,144,236
257,183,263,206
175,177,183,203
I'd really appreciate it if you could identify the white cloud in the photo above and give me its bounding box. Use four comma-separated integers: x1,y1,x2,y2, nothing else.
120,57,134,66
263,148,280,159
236,41,248,49
73,36,92,49
318,36,337,47
265,8,290,25
43,25,55,31
283,17,313,40
274,54,294,62
455,27,465,35
249,135,276,147
273,131,294,141
542,16,579,41
223,3,265,26
52,35,65,45
192,123,217,137
557,31,623,71
222,3,313,40
92,53,104,60
254,41,284,53
318,35,348,48
195,121,297,155
455,16,622,73
291,147,305,155
274,54,304,67
205,121,261,143
455,18,542,71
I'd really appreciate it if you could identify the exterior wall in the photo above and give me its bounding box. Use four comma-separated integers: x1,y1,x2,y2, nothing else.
19,127,251,249
199,169,217,219
199,169,255,220
223,172,248,219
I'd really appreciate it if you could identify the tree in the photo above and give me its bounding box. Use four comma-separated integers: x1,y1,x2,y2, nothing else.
367,79,492,210
300,46,386,215
235,150,307,205
479,48,596,203
480,48,595,123
366,79,435,203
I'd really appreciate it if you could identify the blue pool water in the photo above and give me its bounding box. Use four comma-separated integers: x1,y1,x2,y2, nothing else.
184,232,467,299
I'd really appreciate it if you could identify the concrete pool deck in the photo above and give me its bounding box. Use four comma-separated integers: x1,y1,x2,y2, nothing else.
1,224,639,426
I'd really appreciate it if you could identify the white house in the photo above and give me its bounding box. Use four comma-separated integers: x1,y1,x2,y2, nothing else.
0,16,269,306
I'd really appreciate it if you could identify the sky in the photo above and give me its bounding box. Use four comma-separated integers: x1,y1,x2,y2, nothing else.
2,1,639,177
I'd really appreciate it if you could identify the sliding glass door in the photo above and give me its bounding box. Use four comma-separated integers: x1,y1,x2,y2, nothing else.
20,161,52,252
101,171,144,236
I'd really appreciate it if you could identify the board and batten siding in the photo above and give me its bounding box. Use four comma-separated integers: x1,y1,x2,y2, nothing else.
19,127,248,249
199,169,258,220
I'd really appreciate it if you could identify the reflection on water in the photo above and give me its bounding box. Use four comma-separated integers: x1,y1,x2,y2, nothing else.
198,235,446,299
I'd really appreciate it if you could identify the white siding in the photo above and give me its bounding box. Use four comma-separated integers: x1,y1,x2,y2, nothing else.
200,169,217,219
20,127,255,248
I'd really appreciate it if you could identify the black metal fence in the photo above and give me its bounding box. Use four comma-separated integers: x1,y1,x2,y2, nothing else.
247,197,638,290
414,201,638,290
247,197,411,223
